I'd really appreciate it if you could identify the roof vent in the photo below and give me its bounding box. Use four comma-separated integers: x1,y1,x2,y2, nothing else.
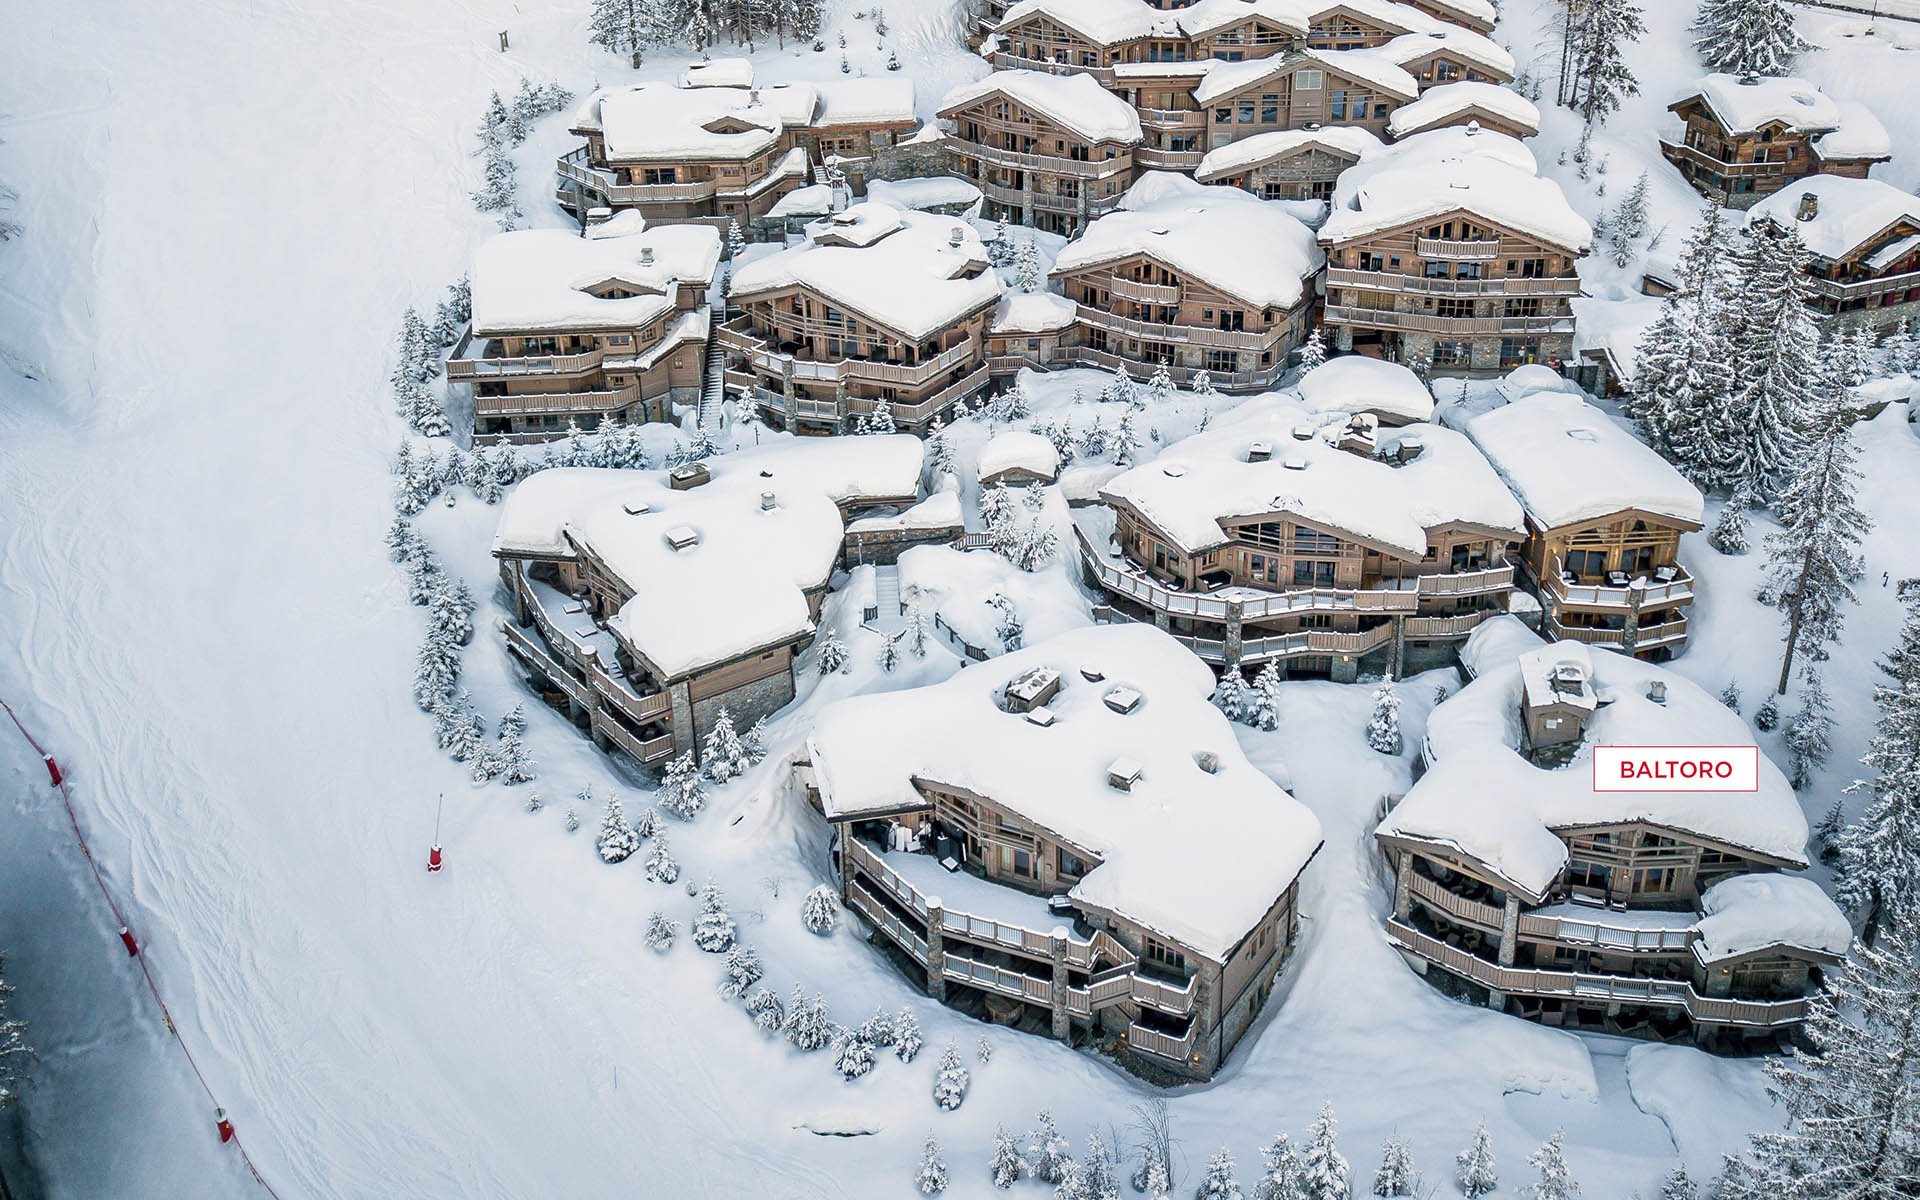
1103,685,1143,714
1005,666,1062,713
1025,705,1058,727
622,500,652,516
1797,192,1819,222
1149,225,1172,236
669,462,712,490
1107,758,1144,791
1430,29,1447,37
1395,433,1424,463
640,245,655,266
586,206,614,226
1282,455,1310,471
664,525,700,551
948,227,965,247
1566,427,1598,444
1304,121,1322,131
1248,440,1273,462
1550,659,1587,695
1290,424,1315,441
761,490,777,511
1464,119,1481,136
1647,680,1668,705
1738,74,1761,86
1079,664,1107,682
1162,464,1188,478
1193,750,1222,774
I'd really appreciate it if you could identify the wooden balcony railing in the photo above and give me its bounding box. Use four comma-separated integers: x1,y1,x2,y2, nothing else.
719,317,979,388
1515,909,1693,953
501,621,592,707
1656,139,1782,179
449,346,607,380
1073,304,1278,351
1414,563,1514,596
944,136,1127,179
847,881,931,962
985,52,1118,87
1326,267,1581,298
1125,1019,1199,1062
1018,345,1282,393
1134,147,1207,170
1105,277,1183,306
591,711,676,765
1323,305,1576,336
557,147,723,203
1402,610,1497,638
1543,559,1694,609
1416,237,1502,260
1407,871,1504,931
472,385,640,418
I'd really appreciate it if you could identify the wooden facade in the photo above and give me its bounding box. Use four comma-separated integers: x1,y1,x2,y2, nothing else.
1199,55,1415,146
1195,137,1369,200
1520,508,1699,660
1762,197,1920,334
1660,94,1887,210
1320,212,1583,376
940,86,1140,235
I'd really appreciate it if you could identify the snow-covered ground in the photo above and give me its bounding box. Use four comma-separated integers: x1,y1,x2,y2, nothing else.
4,0,1920,1196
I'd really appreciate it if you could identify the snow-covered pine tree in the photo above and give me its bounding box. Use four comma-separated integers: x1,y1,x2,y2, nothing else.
1147,361,1176,407
395,439,443,515
1457,1121,1498,1198
815,627,851,675
1609,173,1650,268
0,166,20,243
868,395,897,435
1196,1148,1245,1200
917,1133,949,1194
1718,222,1822,499
894,1006,922,1061
785,988,834,1051
1707,487,1752,555
801,883,839,935
905,600,932,657
1660,1166,1696,1200
742,715,768,764
495,710,536,785
1113,409,1143,467
1524,1131,1579,1200
392,307,435,390
1739,912,1920,1198
976,1034,993,1063
1755,694,1780,731
693,880,737,952
414,629,462,710
1081,1130,1120,1200
385,515,420,563
473,139,521,223
1372,1137,1417,1198
1367,677,1402,755
596,795,640,863
660,750,711,820
644,910,678,952
1720,679,1743,712
1762,394,1869,694
980,483,1021,560
879,631,902,673
718,943,763,999
1569,0,1644,124
1692,0,1805,76
1302,1101,1350,1200
1837,579,1920,941
702,708,750,782
1300,327,1327,372
990,1124,1025,1188
1784,669,1833,789
932,1043,969,1110
644,830,681,883
989,592,1023,651
1631,204,1736,479
856,1006,897,1048
745,985,785,1034
1253,1132,1302,1200
1015,236,1043,294
1216,668,1250,723
1027,1110,1074,1184
833,1028,876,1080
437,692,485,762
428,578,475,645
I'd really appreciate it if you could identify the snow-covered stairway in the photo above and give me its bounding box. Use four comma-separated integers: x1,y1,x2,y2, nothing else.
697,284,727,431
873,564,902,621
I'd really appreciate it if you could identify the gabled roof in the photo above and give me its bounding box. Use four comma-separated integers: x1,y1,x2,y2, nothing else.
1465,393,1704,531
1370,28,1514,81
470,225,720,336
1320,127,1586,252
1196,125,1384,181
1385,81,1539,138
938,70,1143,144
1670,73,1841,137
1745,175,1920,264
1195,47,1419,105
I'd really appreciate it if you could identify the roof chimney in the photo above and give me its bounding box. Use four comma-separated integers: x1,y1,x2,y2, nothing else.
761,490,777,511
1464,119,1481,136
1797,192,1819,222
949,227,964,247
586,206,614,227
640,245,656,266
1647,680,1668,705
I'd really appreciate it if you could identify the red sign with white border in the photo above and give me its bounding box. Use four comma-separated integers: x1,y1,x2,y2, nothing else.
1592,746,1760,792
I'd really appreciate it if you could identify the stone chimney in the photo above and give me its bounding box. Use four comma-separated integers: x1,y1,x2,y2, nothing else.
1797,192,1819,222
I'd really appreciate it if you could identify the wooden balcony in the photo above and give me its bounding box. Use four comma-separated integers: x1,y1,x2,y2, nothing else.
1022,345,1282,393
1656,139,1781,180
1805,264,1920,302
1402,610,1498,639
1407,871,1502,931
719,318,979,388
507,566,671,725
945,136,1127,179
1416,237,1501,260
449,345,607,380
1326,267,1581,298
1073,304,1277,351
1134,147,1207,171
1105,277,1183,306
986,51,1117,87
591,711,675,765
1414,563,1514,597
846,878,931,962
557,147,721,204
1515,908,1693,954
1323,305,1576,336
472,385,640,418
502,621,592,708
1124,1018,1199,1062
1137,107,1207,131
1542,560,1693,610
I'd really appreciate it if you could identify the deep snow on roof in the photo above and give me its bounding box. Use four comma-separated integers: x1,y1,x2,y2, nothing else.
679,57,754,89
995,0,1172,43
1321,130,1588,251
469,226,720,335
990,289,1079,334
589,82,797,161
1378,642,1812,899
728,204,1000,340
1371,28,1514,80
1813,100,1892,162
1195,126,1385,182
1293,356,1435,423
939,70,1143,143
1466,393,1705,530
1693,875,1851,964
1052,173,1323,309
1100,395,1522,559
1385,81,1540,138
978,429,1061,482
1677,73,1841,136
1745,174,1920,263
809,623,1324,960
1195,48,1418,105
491,438,924,677
812,77,918,128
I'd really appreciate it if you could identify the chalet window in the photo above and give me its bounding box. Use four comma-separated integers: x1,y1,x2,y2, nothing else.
1238,100,1256,123
1250,553,1270,582
1215,107,1232,123
1329,89,1348,120
1241,521,1285,548
1058,849,1089,877
1566,549,1607,576
1296,528,1341,554
1293,560,1337,587
1000,846,1035,878
1435,298,1474,319
1296,69,1323,90
1432,340,1472,366
1565,859,1610,890
1261,94,1279,123
641,167,678,184
1144,938,1187,973
1499,336,1541,368
1205,348,1239,373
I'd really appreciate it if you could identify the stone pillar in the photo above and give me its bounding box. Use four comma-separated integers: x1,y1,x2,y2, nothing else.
1223,599,1244,666
1390,615,1406,677
779,360,797,431
668,680,696,760
1331,654,1359,684
506,564,531,625
1392,850,1414,921
589,709,611,752
1497,895,1520,967
1335,324,1355,352
1622,580,1644,654
1152,606,1171,632
926,898,948,1002
1050,928,1071,1041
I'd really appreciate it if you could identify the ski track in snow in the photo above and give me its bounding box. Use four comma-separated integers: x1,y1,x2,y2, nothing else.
4,0,1919,1195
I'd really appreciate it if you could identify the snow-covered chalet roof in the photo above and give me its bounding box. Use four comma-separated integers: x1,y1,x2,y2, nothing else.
1377,641,1812,900
978,429,1061,483
1195,126,1384,182
1812,100,1892,163
1458,613,1544,678
1745,175,1920,263
1292,356,1435,424
1174,0,1311,39
812,78,918,128
809,623,1324,961
1195,48,1418,106
1100,395,1522,559
1321,127,1587,251
1385,81,1539,138
728,204,1000,341
1466,393,1703,530
865,176,982,211
585,82,799,162
991,290,1079,335
939,70,1142,144
1673,73,1841,137
994,0,1173,44
491,438,925,678
1051,173,1323,310
1371,29,1515,82
469,226,720,336
1408,0,1496,29
1693,875,1850,965
679,57,754,89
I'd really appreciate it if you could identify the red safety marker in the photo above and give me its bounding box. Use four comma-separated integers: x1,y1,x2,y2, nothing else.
427,793,444,874
427,844,443,873
44,754,62,787
216,1108,235,1144
119,926,140,957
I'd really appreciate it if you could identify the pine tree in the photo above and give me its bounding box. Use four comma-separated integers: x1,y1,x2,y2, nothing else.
660,750,710,820
917,1134,950,1194
645,910,678,952
976,1035,993,1063
1720,679,1743,712
1113,409,1143,467
1763,396,1869,694
474,140,521,223
643,830,680,883
436,692,485,762
1631,204,1737,479
718,943,763,999
1248,662,1281,732
1609,173,1650,268
1524,1131,1578,1200
495,710,537,785
742,716,768,764
990,1124,1025,1188
1015,236,1044,294
785,988,833,1051
1082,1130,1120,1200
856,1006,896,1049
1303,1102,1350,1200
1692,0,1805,75
932,1043,969,1110
1837,579,1920,941
815,627,850,675
1755,694,1780,731
703,708,750,782
693,880,737,952
879,631,903,673
989,592,1023,651
1569,0,1645,124
1300,328,1327,372
894,1006,922,1062
1708,487,1753,555
596,796,640,863
905,600,932,657
868,396,897,435
801,883,839,935
588,0,649,63
1216,668,1250,723
1028,1110,1074,1184
1197,1148,1245,1200
1254,1132,1303,1200
1371,1139,1417,1197
1739,913,1920,1199
1367,677,1402,755
1719,223,1822,499
414,628,461,709
1660,1166,1697,1200
746,986,785,1034
1785,669,1834,789
1457,1121,1498,1199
